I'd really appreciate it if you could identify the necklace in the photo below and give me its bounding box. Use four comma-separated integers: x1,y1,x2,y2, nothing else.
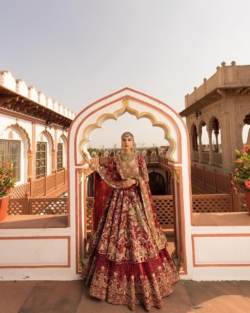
120,152,135,167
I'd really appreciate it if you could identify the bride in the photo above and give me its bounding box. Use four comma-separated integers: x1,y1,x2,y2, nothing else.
81,132,179,310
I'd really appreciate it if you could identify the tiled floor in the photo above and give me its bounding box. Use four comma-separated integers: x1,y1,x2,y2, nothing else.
0,280,250,313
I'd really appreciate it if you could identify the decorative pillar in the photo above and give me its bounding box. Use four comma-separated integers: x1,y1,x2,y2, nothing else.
208,130,213,165
170,168,185,272
175,169,184,271
78,170,85,271
198,131,202,163
212,118,220,152
32,122,36,180
52,149,56,173
170,168,178,260
189,133,193,161
27,151,32,181
214,130,219,152
83,170,88,259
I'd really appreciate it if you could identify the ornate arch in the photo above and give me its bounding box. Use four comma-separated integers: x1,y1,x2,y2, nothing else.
198,120,206,133
60,134,67,144
78,98,176,161
207,115,219,132
42,129,55,151
190,123,197,136
70,87,191,276
6,123,31,152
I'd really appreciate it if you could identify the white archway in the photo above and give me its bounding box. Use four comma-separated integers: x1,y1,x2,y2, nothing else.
68,88,192,278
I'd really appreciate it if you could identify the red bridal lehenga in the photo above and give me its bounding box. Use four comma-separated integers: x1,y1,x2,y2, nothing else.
82,154,179,310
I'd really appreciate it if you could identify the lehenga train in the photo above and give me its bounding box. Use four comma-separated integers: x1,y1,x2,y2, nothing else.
82,155,179,310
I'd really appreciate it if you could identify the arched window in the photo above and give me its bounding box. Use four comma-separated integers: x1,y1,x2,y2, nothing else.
0,139,21,181
192,124,198,151
36,141,47,178
149,172,166,195
57,143,63,171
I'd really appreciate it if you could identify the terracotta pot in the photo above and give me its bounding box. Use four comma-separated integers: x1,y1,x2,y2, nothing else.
0,196,9,222
244,190,250,215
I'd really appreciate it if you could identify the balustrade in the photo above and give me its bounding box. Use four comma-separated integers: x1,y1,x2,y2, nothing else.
191,164,231,194
11,169,68,199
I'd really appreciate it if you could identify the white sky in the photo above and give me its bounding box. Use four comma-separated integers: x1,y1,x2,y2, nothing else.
1,0,250,147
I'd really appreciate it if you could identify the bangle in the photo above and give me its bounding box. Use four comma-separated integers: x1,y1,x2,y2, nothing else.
134,179,139,186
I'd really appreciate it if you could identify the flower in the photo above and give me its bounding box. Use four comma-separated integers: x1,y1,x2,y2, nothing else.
245,181,250,189
232,145,250,191
0,163,16,198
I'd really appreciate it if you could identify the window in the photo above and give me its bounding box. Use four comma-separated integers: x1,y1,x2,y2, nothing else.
57,143,63,171
36,142,47,178
0,140,21,181
149,172,166,195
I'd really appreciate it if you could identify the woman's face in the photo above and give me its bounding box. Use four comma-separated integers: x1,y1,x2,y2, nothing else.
121,136,134,152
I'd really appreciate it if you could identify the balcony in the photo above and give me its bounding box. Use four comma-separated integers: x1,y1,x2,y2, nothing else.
11,169,68,199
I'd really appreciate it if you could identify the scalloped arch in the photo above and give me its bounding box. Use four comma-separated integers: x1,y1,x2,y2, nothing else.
198,120,206,133
7,123,31,152
207,115,219,131
42,129,55,151
78,102,176,160
190,123,197,136
60,134,67,143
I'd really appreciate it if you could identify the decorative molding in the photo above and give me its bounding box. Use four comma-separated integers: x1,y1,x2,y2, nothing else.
79,99,177,161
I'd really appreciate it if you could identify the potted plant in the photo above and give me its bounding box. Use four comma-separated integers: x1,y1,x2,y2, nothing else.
98,145,105,157
87,147,94,155
98,149,103,157
0,163,16,221
232,144,250,214
154,146,159,156
146,148,152,156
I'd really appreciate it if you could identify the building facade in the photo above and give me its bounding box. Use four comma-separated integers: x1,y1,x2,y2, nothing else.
0,71,76,186
180,61,250,175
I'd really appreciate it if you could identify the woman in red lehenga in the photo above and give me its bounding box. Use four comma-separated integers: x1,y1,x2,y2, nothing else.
81,132,179,310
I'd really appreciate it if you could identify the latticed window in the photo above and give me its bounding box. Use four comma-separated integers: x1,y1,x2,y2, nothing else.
0,140,21,181
57,143,63,172
36,142,47,178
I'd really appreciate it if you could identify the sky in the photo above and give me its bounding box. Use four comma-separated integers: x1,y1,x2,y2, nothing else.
1,0,250,148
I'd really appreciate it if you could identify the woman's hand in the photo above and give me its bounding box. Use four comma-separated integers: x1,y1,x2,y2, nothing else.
81,150,91,165
123,178,136,188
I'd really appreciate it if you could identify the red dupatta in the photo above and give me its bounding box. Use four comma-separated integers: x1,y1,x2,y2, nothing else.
92,172,112,232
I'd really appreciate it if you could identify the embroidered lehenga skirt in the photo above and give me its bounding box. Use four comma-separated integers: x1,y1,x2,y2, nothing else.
82,184,179,310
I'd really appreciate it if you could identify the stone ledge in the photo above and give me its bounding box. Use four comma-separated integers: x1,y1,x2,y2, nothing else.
192,212,250,226
0,215,68,229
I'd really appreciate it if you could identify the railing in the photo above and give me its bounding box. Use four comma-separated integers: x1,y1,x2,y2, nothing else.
191,164,231,194
99,155,161,166
192,151,222,166
86,195,174,232
202,151,209,163
232,192,248,213
11,169,68,199
7,192,247,227
8,197,68,215
213,153,222,166
192,151,199,162
192,194,233,213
